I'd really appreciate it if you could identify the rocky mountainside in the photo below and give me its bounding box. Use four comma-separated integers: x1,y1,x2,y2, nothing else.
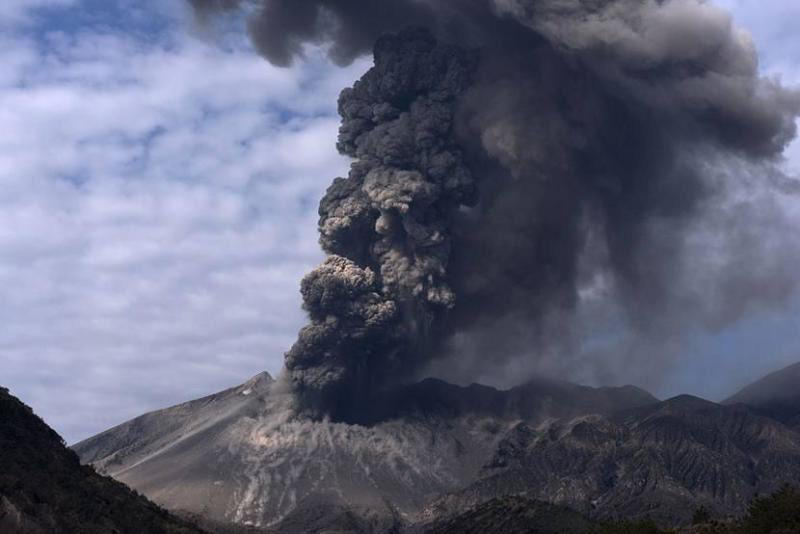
72,365,800,532
0,386,206,534
724,361,800,429
427,394,800,526
73,372,655,531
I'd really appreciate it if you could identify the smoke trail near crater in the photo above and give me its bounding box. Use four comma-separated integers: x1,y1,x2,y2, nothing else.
191,0,800,418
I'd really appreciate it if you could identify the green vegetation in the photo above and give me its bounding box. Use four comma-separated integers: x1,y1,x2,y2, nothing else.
692,506,712,526
0,386,205,533
740,484,800,533
429,486,800,534
595,485,800,533
592,518,664,533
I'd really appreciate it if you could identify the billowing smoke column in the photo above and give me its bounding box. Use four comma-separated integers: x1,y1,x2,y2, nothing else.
192,0,800,419
282,32,478,417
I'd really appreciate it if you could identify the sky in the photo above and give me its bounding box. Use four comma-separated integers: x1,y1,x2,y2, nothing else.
0,0,798,444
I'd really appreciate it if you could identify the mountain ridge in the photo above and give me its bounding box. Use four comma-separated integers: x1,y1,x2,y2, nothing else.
72,365,800,532
73,372,658,530
723,361,800,430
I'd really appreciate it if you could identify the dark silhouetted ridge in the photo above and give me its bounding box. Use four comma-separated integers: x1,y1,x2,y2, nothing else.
0,386,206,534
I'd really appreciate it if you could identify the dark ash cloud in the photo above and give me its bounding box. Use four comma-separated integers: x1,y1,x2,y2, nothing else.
192,0,800,419
285,30,478,418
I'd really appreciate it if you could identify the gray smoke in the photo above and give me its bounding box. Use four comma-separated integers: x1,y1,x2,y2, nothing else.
191,0,800,417
283,30,478,417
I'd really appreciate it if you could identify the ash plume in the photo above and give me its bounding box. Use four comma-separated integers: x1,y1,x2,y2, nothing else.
191,0,800,417
284,30,478,417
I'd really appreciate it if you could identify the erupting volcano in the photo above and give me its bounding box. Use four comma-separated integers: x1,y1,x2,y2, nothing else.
65,2,800,532
191,0,800,420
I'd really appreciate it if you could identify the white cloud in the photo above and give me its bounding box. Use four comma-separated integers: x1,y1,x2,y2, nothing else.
0,9,368,443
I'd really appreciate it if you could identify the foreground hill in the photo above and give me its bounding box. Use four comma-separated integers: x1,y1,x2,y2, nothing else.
72,367,800,532
428,485,800,534
424,496,595,534
0,386,206,534
724,361,800,429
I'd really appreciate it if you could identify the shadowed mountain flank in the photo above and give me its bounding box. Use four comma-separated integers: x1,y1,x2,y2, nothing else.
424,495,595,534
426,394,800,526
724,362,800,429
0,386,206,534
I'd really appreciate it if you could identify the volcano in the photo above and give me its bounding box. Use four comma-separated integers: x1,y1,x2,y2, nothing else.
73,366,800,532
74,1,800,531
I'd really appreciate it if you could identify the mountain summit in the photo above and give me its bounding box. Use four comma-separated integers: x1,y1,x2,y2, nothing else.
724,361,800,429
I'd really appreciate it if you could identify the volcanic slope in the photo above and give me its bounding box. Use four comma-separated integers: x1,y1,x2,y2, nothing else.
724,361,800,429
0,386,206,534
74,368,800,531
73,372,655,530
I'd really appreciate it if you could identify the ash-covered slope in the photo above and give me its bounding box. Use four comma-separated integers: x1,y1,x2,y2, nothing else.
73,372,654,530
724,361,800,429
75,372,800,531
74,372,277,526
0,386,206,534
